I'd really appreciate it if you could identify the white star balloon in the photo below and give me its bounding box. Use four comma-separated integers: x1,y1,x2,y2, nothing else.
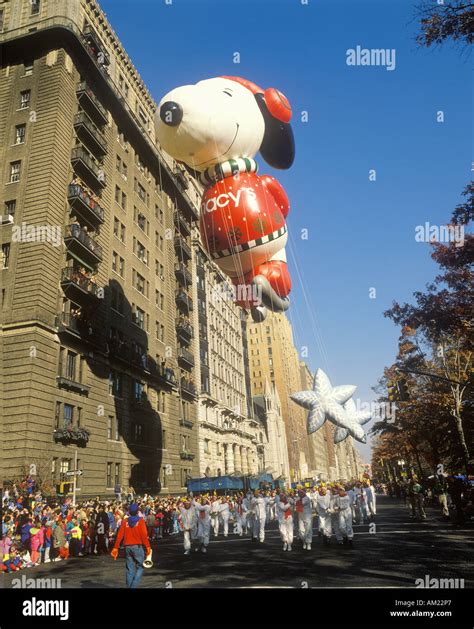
290,368,368,444
333,398,372,444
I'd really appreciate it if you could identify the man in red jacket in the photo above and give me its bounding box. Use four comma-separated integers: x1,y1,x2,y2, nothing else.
111,503,151,588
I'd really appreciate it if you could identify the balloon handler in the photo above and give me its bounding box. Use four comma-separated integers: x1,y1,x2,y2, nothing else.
111,503,152,588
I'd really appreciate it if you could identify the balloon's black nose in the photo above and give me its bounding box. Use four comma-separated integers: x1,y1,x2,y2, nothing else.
160,101,183,126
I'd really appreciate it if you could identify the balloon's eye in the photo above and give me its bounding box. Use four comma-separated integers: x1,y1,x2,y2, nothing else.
223,89,233,97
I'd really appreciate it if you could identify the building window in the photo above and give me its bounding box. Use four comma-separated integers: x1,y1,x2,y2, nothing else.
111,286,124,314
0,9,4,32
115,463,121,487
9,161,21,183
109,371,123,397
113,217,126,242
24,62,33,76
132,305,145,329
31,0,40,16
132,380,145,402
63,404,73,428
14,124,26,145
1,244,10,269
112,251,124,276
204,439,210,454
106,462,112,488
114,416,120,441
107,415,113,440
5,200,16,217
19,90,31,109
66,351,77,380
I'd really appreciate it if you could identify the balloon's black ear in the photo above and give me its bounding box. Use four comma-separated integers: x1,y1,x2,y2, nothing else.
255,93,295,170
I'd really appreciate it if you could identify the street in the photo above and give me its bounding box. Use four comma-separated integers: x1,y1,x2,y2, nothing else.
4,496,473,589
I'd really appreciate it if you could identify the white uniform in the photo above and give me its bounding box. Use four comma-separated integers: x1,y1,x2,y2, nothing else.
193,502,211,550
356,487,369,522
234,501,248,535
336,494,354,541
347,488,357,522
243,494,253,535
365,485,376,516
277,500,294,548
219,501,230,536
295,495,313,548
179,506,197,553
316,493,332,538
329,493,341,541
210,499,220,536
251,495,268,542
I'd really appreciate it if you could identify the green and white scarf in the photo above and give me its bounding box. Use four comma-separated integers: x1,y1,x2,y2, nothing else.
200,158,258,187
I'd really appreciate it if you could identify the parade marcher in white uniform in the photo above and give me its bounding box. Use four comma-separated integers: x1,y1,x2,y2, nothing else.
277,493,294,551
364,482,376,518
210,497,220,537
347,484,357,524
234,497,248,536
179,500,197,555
336,487,354,547
316,486,332,545
251,491,268,543
329,487,341,543
295,489,313,551
193,497,211,553
355,484,369,523
219,497,231,537
243,492,254,536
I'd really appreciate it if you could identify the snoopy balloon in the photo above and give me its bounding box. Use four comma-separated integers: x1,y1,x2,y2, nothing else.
155,76,295,322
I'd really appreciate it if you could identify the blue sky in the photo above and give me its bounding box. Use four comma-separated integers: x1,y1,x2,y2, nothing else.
100,0,471,460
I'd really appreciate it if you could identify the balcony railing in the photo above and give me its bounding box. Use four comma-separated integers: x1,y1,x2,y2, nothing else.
176,318,193,343
177,347,195,368
174,262,192,287
175,289,193,313
174,212,191,236
60,267,100,300
64,224,102,263
180,378,196,397
83,24,110,65
174,169,189,191
76,81,108,126
74,111,107,156
180,451,195,461
53,427,90,447
68,183,105,226
71,146,106,190
56,312,100,342
174,236,192,261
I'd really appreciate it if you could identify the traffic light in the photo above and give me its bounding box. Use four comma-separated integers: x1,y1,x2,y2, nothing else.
388,380,398,402
56,481,73,496
398,378,409,401
387,379,409,402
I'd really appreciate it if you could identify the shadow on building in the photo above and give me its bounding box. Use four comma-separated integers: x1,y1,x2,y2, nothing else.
58,276,175,494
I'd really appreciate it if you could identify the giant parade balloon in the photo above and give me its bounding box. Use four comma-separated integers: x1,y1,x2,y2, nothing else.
155,76,295,322
290,368,372,444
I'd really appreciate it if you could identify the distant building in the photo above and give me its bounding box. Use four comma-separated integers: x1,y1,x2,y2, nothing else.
252,380,291,485
247,313,311,481
194,241,259,478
